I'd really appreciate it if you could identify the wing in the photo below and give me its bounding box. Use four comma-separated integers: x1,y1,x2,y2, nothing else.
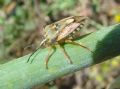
57,22,80,41
57,16,88,41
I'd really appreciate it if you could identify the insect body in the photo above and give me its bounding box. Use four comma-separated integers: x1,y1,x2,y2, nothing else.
27,16,92,69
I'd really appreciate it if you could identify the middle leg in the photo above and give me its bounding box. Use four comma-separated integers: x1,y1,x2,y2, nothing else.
58,44,73,64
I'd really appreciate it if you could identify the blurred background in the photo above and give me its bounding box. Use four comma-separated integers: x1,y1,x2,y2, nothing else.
0,0,120,89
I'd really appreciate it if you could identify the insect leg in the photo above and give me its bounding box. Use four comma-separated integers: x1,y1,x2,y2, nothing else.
58,44,73,64
27,39,47,63
45,46,56,69
65,40,93,53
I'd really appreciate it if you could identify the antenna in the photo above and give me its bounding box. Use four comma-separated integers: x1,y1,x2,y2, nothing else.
27,38,47,63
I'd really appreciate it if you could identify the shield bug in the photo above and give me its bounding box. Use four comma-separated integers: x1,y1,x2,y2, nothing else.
27,16,93,69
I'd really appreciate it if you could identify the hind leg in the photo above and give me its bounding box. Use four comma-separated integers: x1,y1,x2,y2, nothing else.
65,40,93,53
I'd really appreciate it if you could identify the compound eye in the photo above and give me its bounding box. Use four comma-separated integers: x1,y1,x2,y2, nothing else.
55,23,61,30
48,24,57,31
51,24,56,29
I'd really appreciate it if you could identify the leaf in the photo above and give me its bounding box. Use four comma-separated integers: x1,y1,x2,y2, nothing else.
0,24,120,89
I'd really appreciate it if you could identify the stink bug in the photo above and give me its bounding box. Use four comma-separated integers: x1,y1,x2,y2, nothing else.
27,16,92,69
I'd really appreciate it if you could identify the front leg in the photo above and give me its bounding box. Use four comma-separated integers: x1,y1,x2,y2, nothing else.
45,46,56,69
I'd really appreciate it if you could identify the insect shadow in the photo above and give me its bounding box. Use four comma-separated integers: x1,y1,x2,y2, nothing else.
93,24,120,64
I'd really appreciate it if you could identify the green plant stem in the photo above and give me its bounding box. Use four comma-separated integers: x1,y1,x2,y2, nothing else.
0,24,120,89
